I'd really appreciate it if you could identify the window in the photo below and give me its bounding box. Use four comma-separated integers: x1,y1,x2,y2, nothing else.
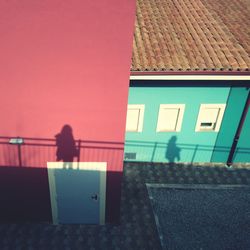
195,104,226,132
125,105,145,132
156,104,185,132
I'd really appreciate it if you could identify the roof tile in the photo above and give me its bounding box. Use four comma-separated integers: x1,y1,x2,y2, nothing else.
132,0,250,72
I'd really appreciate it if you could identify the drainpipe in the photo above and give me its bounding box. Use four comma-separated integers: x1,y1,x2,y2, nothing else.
227,89,250,166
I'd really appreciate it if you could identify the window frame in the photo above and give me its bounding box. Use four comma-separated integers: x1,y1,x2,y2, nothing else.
195,104,226,132
156,104,185,132
125,104,145,132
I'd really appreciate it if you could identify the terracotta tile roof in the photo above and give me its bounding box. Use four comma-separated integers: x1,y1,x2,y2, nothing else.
131,0,250,72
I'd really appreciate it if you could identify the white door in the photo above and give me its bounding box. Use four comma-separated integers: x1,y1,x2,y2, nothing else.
47,162,106,224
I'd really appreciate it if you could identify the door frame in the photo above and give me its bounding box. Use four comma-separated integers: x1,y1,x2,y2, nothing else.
47,162,107,225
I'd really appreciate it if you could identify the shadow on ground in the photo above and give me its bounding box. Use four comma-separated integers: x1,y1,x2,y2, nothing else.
0,162,250,249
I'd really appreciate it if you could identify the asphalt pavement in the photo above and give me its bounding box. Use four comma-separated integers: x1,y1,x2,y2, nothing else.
0,162,249,250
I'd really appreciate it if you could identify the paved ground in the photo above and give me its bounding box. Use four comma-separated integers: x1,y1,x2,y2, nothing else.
147,184,250,250
0,162,250,250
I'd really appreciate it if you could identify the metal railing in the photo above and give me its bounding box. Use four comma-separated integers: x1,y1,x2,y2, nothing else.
0,136,124,168
124,140,250,163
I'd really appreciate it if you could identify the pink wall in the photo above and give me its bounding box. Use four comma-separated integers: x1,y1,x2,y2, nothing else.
0,0,135,141
0,0,135,223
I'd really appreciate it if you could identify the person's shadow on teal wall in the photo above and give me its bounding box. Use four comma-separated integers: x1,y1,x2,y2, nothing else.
166,136,181,163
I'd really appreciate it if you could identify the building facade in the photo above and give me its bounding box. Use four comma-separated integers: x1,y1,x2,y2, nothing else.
125,0,250,165
125,80,250,163
0,0,135,224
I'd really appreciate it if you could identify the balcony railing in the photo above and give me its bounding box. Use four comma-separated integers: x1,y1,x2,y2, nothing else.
0,136,124,168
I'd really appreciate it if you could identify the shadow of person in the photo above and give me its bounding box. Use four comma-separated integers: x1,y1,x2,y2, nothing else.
55,125,78,169
166,136,181,165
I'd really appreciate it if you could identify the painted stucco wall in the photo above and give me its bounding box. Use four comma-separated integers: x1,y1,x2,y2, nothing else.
212,87,250,162
0,0,135,142
125,81,230,163
234,109,250,162
234,88,250,162
0,0,135,223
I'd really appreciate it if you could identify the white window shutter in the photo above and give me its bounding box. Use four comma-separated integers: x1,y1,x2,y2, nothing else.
126,105,145,132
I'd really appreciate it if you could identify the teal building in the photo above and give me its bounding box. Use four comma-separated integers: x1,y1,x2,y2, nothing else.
125,81,250,164
125,0,250,165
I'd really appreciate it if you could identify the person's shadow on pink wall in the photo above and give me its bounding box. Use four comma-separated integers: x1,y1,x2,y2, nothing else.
55,125,79,168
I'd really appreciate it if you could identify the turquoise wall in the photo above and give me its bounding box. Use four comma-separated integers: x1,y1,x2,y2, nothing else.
125,82,230,163
234,109,250,162
211,87,249,162
234,89,250,162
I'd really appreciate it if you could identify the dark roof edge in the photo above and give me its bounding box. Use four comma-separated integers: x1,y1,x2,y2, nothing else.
130,71,250,76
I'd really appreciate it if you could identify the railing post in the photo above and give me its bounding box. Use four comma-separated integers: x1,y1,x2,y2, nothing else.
151,142,157,162
17,143,22,167
191,144,198,163
77,139,81,162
